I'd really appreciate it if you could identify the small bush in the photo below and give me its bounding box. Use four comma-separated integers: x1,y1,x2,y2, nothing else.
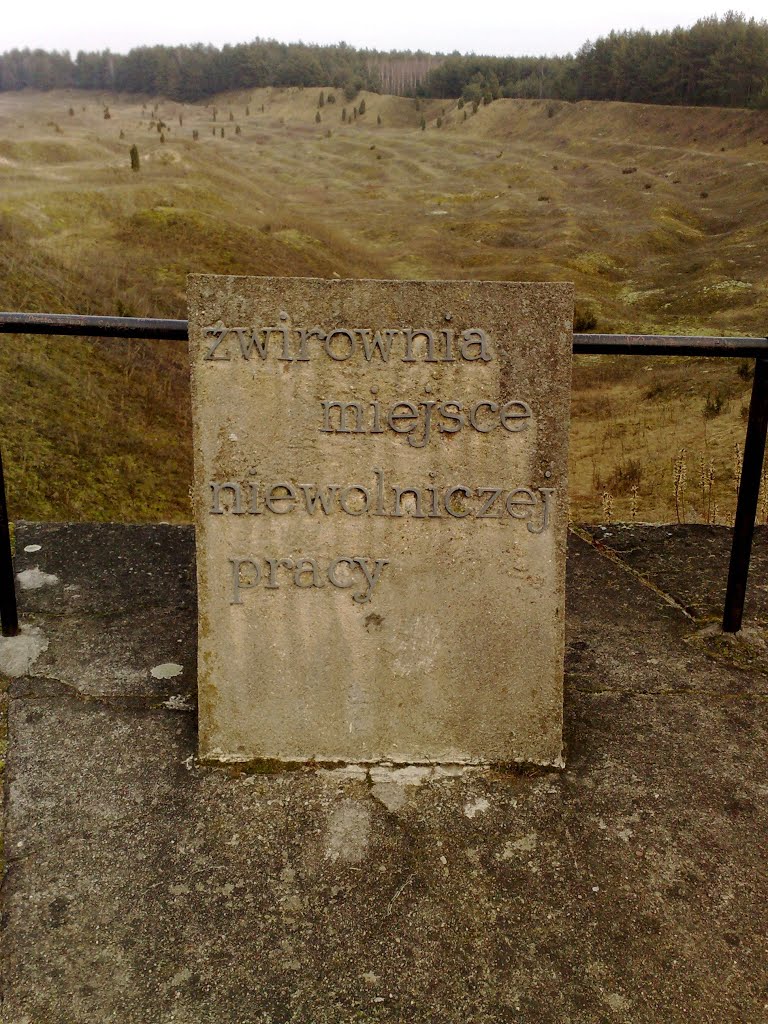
129,144,140,172
703,391,724,418
607,459,642,494
644,381,667,400
622,166,637,174
573,306,597,332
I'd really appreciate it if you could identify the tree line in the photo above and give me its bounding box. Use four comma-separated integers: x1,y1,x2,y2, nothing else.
1,14,767,108
425,14,768,108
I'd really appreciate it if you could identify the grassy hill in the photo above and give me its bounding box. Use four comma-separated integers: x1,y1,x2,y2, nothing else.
1,87,767,523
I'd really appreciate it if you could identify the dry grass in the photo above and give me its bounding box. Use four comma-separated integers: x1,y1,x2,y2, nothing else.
1,88,767,522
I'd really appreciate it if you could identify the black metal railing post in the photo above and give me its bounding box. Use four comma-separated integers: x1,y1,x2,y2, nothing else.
723,354,768,632
0,445,19,637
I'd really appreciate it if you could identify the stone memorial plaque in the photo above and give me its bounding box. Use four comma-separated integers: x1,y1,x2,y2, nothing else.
188,276,573,766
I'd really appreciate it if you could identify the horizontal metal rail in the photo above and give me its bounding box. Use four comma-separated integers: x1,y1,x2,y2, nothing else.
2,312,768,358
0,312,188,341
574,334,768,358
1,311,766,638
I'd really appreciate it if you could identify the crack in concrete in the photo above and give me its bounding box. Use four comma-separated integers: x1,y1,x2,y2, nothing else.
569,525,695,620
8,673,196,712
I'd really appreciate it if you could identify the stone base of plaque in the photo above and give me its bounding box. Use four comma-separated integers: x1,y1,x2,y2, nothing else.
2,522,767,1023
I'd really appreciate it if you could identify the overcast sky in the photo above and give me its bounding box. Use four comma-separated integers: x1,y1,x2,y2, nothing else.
3,3,766,57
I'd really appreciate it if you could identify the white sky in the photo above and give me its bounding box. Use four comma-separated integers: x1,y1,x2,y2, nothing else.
3,3,766,58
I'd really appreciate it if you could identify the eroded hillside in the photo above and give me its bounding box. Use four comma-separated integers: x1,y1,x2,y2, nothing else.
1,88,767,521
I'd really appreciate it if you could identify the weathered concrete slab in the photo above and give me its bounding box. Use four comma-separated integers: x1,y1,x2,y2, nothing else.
188,276,572,766
2,524,767,1023
583,523,768,680
9,523,197,700
584,523,768,620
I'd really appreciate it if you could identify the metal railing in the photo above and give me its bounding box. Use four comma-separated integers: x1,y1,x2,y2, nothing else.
1,312,767,638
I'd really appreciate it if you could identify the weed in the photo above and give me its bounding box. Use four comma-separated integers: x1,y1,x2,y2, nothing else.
573,306,597,332
644,381,667,400
673,448,687,523
607,458,642,494
601,490,614,523
703,391,724,418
